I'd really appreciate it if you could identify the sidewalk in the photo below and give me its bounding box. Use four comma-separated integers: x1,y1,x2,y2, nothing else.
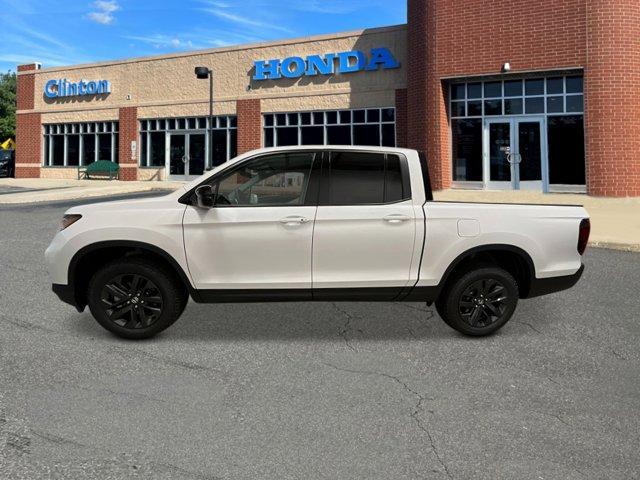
0,178,183,204
434,189,640,252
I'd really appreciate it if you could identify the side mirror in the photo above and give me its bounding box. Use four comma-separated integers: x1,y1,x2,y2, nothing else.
194,184,216,209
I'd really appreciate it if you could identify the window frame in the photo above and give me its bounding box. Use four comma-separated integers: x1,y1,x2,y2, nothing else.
318,150,412,207
263,108,396,148
42,121,119,167
187,150,322,208
138,115,238,168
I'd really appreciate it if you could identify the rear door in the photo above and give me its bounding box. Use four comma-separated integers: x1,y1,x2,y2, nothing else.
312,151,417,299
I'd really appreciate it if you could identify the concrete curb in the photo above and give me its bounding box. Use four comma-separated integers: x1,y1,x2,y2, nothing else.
589,241,640,253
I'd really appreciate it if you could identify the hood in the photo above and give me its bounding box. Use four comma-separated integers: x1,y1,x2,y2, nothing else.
64,186,187,216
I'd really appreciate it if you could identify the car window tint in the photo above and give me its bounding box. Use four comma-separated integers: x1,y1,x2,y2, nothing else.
385,154,405,203
216,152,314,206
329,152,385,205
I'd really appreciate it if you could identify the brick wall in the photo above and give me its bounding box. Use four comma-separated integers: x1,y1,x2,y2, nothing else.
15,65,40,178
394,89,408,148
408,0,590,192
118,107,138,181
236,99,261,154
585,0,640,197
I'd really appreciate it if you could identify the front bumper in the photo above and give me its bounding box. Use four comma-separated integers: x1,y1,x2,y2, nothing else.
525,264,585,299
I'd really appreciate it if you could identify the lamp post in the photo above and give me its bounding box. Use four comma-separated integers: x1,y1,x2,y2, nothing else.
195,66,213,170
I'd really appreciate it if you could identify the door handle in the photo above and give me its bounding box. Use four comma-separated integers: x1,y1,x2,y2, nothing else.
279,216,310,226
383,214,411,224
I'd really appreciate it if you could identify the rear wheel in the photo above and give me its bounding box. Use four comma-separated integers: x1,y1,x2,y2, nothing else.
87,258,187,339
436,267,518,336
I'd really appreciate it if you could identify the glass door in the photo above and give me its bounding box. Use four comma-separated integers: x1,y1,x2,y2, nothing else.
167,131,207,181
483,118,545,190
484,120,514,190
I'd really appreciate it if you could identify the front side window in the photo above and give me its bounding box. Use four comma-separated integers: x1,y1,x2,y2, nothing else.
327,152,410,206
215,152,315,207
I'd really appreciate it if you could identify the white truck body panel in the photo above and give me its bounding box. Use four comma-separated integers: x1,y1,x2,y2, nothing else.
46,146,587,298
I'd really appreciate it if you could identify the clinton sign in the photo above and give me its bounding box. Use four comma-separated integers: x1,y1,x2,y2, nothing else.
44,79,111,99
253,47,400,81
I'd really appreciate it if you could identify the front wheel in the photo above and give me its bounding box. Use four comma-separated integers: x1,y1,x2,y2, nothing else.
436,267,519,336
87,258,187,339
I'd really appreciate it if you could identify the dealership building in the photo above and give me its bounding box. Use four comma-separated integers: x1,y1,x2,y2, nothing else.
15,0,640,196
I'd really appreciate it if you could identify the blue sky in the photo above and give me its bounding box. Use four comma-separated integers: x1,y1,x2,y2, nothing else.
0,0,406,73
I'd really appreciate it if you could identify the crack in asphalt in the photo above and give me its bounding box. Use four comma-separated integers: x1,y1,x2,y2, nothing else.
321,361,453,479
0,314,57,334
531,410,572,428
31,429,87,449
582,331,629,361
106,345,226,376
331,303,357,351
514,320,543,334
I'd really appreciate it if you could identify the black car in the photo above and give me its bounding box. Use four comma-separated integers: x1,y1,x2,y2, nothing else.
0,149,15,178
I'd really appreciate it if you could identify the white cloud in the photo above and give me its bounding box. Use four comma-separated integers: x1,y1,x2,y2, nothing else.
125,34,198,50
87,0,120,25
203,8,293,34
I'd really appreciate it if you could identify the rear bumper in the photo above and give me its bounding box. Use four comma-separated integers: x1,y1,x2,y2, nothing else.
524,264,585,299
52,284,84,312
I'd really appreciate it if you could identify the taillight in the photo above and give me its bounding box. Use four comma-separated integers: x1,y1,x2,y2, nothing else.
577,218,590,255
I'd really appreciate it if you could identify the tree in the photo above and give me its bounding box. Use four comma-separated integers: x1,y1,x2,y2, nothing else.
0,71,17,141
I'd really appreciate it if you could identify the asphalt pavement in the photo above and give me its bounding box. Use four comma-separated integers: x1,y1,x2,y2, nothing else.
0,195,639,479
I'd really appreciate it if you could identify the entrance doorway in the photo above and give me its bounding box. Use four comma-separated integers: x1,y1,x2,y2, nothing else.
484,117,545,190
168,132,206,181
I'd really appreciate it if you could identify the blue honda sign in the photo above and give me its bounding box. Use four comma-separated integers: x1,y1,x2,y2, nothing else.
253,47,400,81
44,79,111,99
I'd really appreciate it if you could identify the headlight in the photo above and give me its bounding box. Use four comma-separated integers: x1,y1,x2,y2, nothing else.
60,214,82,231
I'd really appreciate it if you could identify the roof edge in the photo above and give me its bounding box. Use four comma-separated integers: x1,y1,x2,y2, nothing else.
20,24,407,75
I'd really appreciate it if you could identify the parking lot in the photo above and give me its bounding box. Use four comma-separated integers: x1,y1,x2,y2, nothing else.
1,194,639,479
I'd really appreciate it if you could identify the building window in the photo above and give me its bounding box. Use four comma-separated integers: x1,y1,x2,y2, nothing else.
450,75,583,120
547,116,585,185
139,116,237,168
43,122,119,167
449,75,585,187
263,108,396,148
451,119,483,182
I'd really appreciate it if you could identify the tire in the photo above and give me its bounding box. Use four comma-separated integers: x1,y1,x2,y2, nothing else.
87,257,188,340
435,267,519,336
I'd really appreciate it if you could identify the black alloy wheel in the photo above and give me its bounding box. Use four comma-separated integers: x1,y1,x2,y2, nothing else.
436,266,519,336
101,274,164,329
87,258,188,339
458,278,509,328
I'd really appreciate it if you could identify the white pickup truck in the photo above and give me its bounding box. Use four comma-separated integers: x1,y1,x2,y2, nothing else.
46,146,590,339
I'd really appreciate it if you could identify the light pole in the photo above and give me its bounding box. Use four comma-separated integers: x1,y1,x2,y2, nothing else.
195,66,213,170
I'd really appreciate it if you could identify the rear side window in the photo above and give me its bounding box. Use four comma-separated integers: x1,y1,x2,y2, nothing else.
327,152,411,205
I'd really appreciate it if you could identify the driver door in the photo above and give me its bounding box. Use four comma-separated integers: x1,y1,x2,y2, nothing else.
182,151,319,295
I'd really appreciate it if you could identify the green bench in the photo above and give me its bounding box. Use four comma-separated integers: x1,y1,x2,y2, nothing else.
78,160,119,180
